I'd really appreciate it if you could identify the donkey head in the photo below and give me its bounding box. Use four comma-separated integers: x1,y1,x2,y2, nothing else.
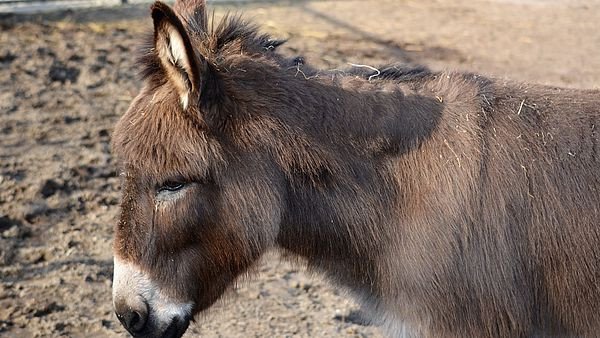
111,1,291,336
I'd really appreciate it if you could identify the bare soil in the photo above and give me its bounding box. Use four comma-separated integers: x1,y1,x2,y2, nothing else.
1,0,600,337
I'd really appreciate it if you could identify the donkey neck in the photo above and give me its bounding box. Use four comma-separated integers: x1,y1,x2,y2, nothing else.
265,69,445,293
277,70,444,151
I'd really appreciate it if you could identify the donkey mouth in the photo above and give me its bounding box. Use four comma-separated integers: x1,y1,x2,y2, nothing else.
123,315,191,338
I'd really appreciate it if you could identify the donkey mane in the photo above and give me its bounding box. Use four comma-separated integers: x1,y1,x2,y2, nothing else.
136,8,441,108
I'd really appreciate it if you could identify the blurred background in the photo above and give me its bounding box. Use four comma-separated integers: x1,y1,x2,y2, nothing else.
1,0,599,337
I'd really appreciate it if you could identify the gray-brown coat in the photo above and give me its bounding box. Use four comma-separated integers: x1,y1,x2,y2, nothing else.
111,1,600,337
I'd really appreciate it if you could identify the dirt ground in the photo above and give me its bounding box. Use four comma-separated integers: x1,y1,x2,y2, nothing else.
1,0,600,337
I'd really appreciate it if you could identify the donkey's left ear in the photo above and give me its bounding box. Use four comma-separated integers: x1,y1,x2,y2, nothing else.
151,1,202,109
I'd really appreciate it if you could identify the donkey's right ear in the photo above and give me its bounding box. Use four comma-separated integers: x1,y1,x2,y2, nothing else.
151,1,202,110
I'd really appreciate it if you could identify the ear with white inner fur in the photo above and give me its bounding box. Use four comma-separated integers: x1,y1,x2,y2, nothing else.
151,1,201,110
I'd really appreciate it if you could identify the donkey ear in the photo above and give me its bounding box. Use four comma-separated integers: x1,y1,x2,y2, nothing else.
151,1,201,109
173,0,208,32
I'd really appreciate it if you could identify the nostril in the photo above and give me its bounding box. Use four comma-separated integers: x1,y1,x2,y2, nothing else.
127,310,141,331
115,298,148,334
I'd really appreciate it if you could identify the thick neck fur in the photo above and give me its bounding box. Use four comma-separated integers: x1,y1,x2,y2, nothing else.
210,56,451,294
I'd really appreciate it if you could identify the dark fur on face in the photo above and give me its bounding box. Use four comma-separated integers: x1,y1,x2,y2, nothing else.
112,0,600,336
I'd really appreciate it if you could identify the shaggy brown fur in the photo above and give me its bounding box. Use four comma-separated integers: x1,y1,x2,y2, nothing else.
112,1,600,336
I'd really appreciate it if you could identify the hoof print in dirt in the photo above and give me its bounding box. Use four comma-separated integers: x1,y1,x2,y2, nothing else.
0,52,16,65
54,322,67,332
32,302,65,318
0,215,20,231
0,320,14,333
68,54,84,62
0,216,29,239
1,225,30,240
22,201,49,223
39,179,60,198
48,61,80,84
63,115,81,124
37,47,56,58
39,178,68,198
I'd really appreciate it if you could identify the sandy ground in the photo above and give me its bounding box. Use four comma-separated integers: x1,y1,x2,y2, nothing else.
1,0,600,337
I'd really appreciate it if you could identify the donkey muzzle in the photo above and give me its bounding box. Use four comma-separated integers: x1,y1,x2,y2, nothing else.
113,257,194,338
114,296,190,338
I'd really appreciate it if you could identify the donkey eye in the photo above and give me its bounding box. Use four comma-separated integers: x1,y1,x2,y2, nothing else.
157,181,186,193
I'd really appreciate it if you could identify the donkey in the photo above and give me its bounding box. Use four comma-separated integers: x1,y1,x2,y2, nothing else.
111,0,600,337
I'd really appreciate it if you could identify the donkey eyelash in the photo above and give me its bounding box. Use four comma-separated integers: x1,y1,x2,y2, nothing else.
157,181,186,193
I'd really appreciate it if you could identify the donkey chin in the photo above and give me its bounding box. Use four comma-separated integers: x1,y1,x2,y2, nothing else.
113,257,193,338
